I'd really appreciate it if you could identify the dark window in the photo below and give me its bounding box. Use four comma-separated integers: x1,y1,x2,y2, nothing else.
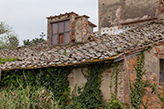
51,20,70,45
160,59,164,83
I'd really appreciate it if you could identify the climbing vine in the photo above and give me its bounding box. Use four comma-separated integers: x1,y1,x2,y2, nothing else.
67,63,111,109
130,51,157,109
130,52,146,109
105,62,125,109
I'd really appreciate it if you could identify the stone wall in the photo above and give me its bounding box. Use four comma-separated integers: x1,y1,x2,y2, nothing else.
99,0,158,29
74,17,83,42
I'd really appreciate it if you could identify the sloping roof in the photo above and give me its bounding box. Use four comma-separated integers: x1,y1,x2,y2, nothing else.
1,20,164,71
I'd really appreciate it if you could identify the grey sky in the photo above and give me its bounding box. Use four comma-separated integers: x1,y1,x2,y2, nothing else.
0,0,98,45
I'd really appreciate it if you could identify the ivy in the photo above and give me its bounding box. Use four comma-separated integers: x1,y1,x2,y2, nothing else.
130,52,146,109
105,62,125,109
0,67,73,107
68,63,111,109
130,51,156,109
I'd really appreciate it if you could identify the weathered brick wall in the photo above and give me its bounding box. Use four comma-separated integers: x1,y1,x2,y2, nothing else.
74,17,83,42
124,44,164,108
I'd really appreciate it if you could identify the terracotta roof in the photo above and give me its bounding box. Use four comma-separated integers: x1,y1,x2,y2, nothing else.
46,12,78,19
1,20,164,71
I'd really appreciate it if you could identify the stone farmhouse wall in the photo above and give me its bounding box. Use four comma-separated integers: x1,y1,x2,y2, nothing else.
68,44,164,108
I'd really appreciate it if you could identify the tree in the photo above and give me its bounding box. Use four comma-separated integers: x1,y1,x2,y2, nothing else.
0,21,19,49
23,38,46,45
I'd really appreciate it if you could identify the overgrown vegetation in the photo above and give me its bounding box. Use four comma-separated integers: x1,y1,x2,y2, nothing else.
0,67,72,107
0,85,56,109
0,61,112,109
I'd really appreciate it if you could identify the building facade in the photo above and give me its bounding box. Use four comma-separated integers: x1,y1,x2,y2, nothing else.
47,12,97,45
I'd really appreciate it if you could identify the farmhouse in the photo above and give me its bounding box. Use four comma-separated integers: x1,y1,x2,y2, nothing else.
1,0,164,108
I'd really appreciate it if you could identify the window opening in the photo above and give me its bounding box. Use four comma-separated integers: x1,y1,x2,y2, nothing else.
160,59,164,83
51,20,70,44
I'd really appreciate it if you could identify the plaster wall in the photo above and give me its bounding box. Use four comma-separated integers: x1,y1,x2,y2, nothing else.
99,0,158,29
67,61,125,102
68,68,88,95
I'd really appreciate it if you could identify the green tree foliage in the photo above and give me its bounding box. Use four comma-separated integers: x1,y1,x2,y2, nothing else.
23,38,46,45
0,21,19,49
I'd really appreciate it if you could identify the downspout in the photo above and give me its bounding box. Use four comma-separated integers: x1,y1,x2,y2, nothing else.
124,55,131,109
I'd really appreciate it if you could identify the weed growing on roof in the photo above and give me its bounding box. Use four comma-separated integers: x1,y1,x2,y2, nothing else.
0,57,17,64
63,48,67,56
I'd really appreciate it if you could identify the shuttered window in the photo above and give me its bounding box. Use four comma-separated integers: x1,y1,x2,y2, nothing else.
51,20,70,45
58,22,64,33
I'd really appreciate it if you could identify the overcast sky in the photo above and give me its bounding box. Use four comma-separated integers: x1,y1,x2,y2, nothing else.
0,0,98,45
